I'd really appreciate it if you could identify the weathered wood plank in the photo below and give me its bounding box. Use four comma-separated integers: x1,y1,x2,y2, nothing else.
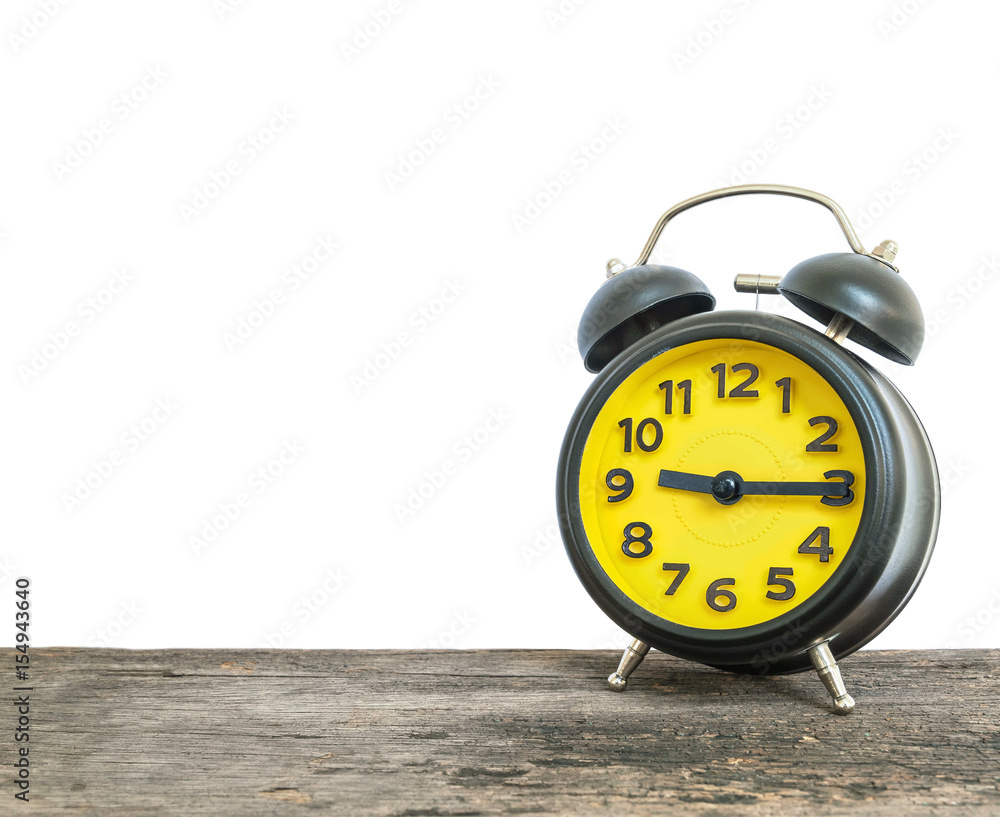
2,648,998,815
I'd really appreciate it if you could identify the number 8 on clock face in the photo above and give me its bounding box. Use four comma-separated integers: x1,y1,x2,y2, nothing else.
580,337,864,631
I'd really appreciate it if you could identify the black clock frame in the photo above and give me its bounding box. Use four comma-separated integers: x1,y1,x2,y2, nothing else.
557,310,939,675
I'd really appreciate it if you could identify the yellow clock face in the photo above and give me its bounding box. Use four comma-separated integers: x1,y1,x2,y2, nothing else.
579,338,866,630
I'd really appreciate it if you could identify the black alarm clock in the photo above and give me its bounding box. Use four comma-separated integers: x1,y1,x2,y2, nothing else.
556,184,939,714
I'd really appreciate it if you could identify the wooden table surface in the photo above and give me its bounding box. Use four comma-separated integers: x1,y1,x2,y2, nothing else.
4,648,998,815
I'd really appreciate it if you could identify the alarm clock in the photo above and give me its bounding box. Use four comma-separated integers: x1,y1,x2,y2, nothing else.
556,184,939,714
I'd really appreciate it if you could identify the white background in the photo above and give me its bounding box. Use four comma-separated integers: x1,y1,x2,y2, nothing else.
2,0,996,652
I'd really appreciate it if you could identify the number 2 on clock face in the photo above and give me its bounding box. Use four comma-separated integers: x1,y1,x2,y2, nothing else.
578,338,866,630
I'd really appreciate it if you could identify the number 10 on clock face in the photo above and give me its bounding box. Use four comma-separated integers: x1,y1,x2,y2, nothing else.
577,338,866,631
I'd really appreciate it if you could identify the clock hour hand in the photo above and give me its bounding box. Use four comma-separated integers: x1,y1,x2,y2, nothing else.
657,469,850,501
656,469,716,494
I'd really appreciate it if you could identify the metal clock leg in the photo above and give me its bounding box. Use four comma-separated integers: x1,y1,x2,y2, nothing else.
808,641,855,715
607,638,650,691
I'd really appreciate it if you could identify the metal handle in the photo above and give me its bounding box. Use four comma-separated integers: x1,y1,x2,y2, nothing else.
632,184,867,267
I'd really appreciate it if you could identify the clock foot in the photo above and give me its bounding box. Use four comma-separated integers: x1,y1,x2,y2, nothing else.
607,638,650,692
808,641,855,715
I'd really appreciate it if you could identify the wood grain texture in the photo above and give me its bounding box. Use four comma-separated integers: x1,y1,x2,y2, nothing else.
2,648,998,815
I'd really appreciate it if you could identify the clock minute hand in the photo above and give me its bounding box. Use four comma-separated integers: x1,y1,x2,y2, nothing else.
740,479,849,498
657,469,849,499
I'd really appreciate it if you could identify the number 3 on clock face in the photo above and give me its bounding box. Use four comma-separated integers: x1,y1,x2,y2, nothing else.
577,337,866,631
